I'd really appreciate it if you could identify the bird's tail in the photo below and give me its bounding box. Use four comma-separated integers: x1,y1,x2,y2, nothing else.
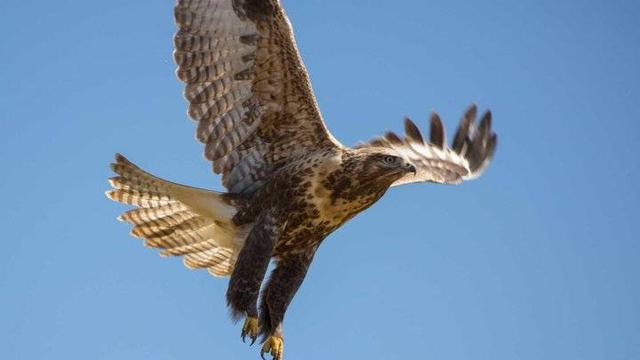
106,153,248,277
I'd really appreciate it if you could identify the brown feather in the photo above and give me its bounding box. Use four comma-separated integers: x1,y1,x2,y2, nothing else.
173,0,343,194
403,117,425,145
429,112,445,149
384,131,403,145
452,104,477,154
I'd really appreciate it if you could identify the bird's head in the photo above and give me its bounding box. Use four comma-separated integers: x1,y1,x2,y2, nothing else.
325,148,417,211
348,148,416,189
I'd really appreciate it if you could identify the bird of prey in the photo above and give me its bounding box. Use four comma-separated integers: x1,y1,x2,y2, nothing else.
106,1,497,359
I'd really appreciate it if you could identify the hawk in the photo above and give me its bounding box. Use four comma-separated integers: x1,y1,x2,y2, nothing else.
106,1,497,359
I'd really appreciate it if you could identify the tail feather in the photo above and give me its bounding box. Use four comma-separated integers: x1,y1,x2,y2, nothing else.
160,238,219,256
184,247,235,269
128,210,199,235
139,220,216,249
118,203,188,223
209,260,236,277
106,188,175,207
106,153,246,277
131,215,208,241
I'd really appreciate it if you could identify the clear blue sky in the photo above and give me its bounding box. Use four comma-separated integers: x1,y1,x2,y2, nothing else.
1,1,639,359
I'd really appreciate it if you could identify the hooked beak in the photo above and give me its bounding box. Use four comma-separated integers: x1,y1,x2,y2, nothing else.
405,163,417,175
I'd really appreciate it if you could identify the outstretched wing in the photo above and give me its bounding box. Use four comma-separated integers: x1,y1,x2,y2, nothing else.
360,105,497,186
174,0,343,194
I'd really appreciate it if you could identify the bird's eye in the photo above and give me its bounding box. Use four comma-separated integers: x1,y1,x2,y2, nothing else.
383,155,396,164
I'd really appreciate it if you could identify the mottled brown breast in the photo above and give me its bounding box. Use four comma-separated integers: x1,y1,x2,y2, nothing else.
233,148,390,258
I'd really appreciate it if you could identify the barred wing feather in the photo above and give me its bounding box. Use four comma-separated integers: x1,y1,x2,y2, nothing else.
174,0,343,194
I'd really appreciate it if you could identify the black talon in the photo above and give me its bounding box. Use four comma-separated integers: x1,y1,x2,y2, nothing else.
250,335,257,346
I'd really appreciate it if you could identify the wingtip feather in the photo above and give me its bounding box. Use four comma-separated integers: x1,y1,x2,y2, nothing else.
466,103,478,120
452,105,478,154
114,153,127,163
429,112,445,149
384,131,403,145
480,110,492,129
403,117,424,144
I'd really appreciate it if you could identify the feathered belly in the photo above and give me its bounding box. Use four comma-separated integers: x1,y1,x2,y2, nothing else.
274,220,338,257
271,194,377,257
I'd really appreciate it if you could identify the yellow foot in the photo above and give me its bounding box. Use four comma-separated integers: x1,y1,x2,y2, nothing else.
261,336,284,360
241,317,259,345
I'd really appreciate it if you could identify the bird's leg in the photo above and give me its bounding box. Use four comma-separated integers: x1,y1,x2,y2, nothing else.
226,212,281,345
241,316,260,345
261,323,284,360
259,252,313,360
